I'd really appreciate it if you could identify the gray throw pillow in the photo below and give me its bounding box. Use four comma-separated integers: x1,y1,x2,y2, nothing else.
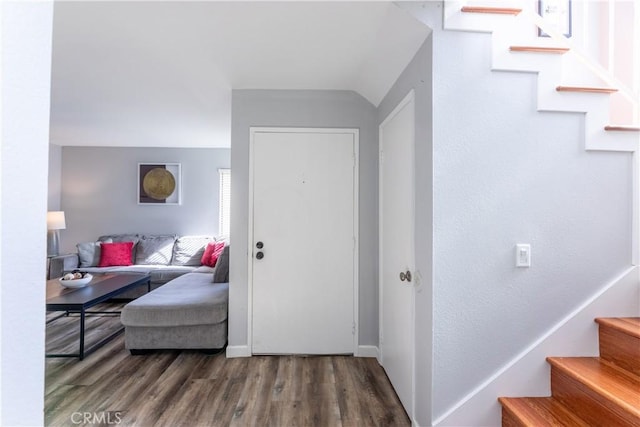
77,239,112,268
135,235,177,265
212,245,230,283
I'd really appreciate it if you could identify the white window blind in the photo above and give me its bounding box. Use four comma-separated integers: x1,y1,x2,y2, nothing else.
218,169,231,237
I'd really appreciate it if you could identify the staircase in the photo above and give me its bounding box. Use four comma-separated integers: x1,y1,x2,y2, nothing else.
499,318,640,426
434,4,640,425
445,3,639,153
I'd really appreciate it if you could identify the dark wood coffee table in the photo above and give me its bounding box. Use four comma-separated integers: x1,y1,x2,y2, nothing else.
46,273,151,360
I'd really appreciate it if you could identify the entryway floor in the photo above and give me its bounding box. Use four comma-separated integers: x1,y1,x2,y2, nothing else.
45,302,410,426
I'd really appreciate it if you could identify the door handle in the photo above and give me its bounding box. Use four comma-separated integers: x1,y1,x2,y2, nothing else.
399,270,412,282
256,241,264,249
256,251,264,260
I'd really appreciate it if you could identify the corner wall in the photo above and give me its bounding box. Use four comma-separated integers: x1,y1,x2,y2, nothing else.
228,90,378,352
60,147,229,252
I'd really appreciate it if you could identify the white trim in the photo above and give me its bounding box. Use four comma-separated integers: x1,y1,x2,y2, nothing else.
248,127,360,356
433,265,640,426
378,90,416,421
356,345,380,359
225,345,251,358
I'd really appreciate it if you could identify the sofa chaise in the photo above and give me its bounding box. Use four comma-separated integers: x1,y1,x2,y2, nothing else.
121,245,229,353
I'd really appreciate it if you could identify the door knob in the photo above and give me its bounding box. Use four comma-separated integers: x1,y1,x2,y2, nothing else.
399,270,412,282
256,241,264,249
256,251,264,260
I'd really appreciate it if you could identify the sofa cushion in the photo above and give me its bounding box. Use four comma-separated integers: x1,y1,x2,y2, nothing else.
150,265,201,284
80,265,153,275
99,242,134,267
121,273,228,327
171,236,215,266
77,239,112,268
136,235,176,265
99,233,140,243
212,245,230,283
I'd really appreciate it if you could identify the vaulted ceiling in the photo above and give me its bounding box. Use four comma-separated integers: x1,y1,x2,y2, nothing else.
50,1,430,148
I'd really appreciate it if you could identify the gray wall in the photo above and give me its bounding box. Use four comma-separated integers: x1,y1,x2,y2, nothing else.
405,3,633,422
376,36,433,426
48,143,62,210
229,90,378,348
60,147,230,253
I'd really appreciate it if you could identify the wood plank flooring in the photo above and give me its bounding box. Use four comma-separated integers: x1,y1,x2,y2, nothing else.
46,302,409,427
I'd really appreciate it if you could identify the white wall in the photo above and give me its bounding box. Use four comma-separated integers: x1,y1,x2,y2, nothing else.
0,1,53,424
376,37,434,426
403,2,634,424
229,90,378,352
59,147,230,253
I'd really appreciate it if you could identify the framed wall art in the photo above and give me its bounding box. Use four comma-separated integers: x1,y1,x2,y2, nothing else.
538,0,572,38
138,163,182,205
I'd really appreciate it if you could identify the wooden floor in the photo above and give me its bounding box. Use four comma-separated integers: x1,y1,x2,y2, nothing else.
46,302,409,427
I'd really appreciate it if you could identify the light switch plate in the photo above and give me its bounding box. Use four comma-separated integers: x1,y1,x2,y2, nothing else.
516,244,531,267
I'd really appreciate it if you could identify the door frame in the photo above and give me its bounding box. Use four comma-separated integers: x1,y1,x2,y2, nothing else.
378,90,416,417
247,127,360,355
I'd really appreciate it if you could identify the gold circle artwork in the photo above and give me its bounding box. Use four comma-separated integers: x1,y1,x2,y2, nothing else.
143,168,176,200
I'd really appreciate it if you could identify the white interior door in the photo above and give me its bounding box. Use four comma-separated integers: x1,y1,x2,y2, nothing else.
380,92,415,416
250,128,357,355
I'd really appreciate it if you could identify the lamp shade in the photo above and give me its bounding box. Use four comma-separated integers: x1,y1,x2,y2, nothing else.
47,211,66,230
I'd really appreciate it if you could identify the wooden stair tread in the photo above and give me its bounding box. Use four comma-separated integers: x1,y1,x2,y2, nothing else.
510,46,570,54
596,317,640,339
596,317,640,377
556,86,618,94
461,6,522,15
547,357,640,417
604,125,640,132
499,397,590,426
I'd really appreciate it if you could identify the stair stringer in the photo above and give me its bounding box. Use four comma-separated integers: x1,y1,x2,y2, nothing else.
444,3,639,153
433,266,639,426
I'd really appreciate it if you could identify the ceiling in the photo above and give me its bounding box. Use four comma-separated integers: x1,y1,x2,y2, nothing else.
50,1,430,148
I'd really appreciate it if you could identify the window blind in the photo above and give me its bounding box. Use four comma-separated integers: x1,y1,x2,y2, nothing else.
218,169,231,237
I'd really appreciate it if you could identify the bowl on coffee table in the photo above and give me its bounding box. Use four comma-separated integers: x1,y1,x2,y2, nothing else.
59,273,93,288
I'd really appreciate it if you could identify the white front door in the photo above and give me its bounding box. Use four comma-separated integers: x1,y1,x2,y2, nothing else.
380,92,415,416
250,128,357,355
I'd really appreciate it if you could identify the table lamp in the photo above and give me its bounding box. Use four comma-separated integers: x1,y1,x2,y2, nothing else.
47,211,66,256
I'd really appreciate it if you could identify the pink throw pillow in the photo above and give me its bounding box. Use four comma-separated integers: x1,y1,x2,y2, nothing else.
201,241,225,267
99,242,134,267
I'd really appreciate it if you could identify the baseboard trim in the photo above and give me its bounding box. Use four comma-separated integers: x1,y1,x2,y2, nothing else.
356,345,380,358
433,265,639,426
225,345,251,358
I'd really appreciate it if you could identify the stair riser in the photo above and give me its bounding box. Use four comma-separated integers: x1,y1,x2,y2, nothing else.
599,326,640,376
550,367,640,427
501,408,525,427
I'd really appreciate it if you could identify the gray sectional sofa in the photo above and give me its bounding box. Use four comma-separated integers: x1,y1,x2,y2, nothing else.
51,232,230,352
